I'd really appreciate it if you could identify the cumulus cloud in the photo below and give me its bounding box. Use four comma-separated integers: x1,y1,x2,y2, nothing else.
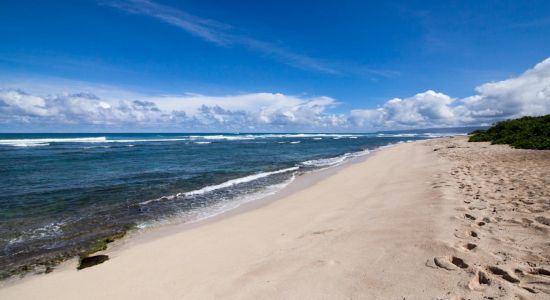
458,57,550,123
351,57,550,129
0,90,345,131
1,57,549,131
350,90,456,128
0,90,170,128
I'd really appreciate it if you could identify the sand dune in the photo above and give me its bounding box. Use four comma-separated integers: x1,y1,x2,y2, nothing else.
1,137,549,299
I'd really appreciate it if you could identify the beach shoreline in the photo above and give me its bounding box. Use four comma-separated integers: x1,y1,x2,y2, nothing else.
125,141,384,242
0,133,405,279
0,137,388,285
2,136,548,299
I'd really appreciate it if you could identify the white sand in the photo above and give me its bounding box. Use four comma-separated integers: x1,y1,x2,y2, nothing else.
1,138,548,299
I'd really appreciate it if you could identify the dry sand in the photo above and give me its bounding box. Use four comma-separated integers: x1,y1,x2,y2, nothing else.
425,137,550,299
1,137,549,299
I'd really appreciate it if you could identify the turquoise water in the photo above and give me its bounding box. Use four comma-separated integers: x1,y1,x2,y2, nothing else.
0,131,465,275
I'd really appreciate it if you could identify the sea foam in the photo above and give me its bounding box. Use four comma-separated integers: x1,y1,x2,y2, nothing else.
302,149,371,167
0,137,107,146
140,166,299,205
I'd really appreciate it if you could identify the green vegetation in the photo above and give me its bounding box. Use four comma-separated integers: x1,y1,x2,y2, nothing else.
468,115,550,150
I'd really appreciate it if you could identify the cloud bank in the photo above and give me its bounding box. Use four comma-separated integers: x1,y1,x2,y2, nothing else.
1,57,549,132
351,57,550,129
0,90,345,131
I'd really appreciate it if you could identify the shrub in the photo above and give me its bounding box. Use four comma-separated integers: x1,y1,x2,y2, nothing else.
468,115,550,150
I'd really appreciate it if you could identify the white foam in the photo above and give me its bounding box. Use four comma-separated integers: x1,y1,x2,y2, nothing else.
302,155,349,167
301,149,370,168
374,132,466,138
7,221,65,246
184,166,299,197
186,173,296,223
188,134,363,140
0,133,368,147
0,137,195,146
376,133,418,138
189,135,255,141
12,142,50,147
289,141,301,144
257,133,362,139
140,166,299,205
0,137,107,146
193,141,211,144
421,132,467,138
137,173,297,229
107,138,188,143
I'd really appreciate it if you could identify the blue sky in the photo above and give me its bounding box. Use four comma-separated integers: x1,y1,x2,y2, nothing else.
1,0,550,132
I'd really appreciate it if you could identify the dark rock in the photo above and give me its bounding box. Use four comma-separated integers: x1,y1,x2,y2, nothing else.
78,255,109,270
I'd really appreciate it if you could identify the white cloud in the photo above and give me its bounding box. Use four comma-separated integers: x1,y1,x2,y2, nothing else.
0,89,346,131
0,90,52,117
0,90,170,128
351,90,456,128
351,57,550,129
2,57,549,131
458,57,550,123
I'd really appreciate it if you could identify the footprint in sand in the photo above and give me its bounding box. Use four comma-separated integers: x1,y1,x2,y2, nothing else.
432,256,469,271
535,216,550,226
454,229,478,239
521,286,538,294
464,243,477,251
464,213,477,221
487,266,520,283
529,268,550,276
468,204,487,211
469,270,491,291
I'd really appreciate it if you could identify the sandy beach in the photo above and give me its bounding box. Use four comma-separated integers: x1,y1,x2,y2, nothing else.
1,137,549,299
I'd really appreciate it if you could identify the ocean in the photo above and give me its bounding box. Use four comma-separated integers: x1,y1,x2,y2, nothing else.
0,131,467,277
